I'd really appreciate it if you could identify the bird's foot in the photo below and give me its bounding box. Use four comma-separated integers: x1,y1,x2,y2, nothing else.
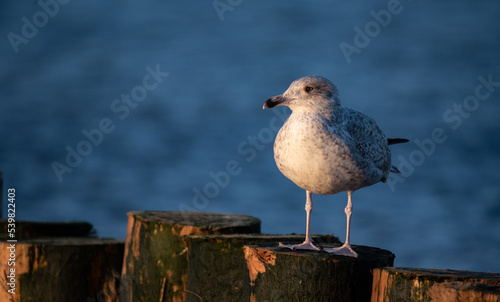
323,244,358,258
278,241,321,251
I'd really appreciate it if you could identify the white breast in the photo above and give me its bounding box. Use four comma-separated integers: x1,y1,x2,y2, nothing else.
273,112,385,195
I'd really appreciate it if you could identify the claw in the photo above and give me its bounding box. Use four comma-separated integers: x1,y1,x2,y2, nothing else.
279,241,321,251
323,244,358,258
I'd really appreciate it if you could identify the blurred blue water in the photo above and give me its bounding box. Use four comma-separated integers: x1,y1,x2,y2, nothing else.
1,1,499,272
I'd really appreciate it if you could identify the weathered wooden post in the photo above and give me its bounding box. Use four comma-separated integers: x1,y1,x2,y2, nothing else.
244,244,395,301
184,234,341,301
371,267,500,302
0,237,124,302
119,211,260,302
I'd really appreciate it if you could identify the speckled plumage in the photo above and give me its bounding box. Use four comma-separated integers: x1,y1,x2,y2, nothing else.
271,76,391,195
263,75,402,257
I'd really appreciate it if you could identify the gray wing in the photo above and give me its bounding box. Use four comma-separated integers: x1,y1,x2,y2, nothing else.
341,108,391,181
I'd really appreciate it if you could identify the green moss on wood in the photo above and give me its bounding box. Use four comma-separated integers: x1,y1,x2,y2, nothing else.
184,234,342,302
120,211,261,302
373,267,500,302
245,245,395,302
1,238,123,302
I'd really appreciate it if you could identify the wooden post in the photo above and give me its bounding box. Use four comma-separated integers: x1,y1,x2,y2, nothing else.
244,244,395,301
0,237,124,302
119,211,261,302
184,234,341,302
371,267,500,302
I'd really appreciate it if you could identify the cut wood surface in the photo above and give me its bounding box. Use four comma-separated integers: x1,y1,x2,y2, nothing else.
0,237,124,302
119,211,261,302
372,267,500,302
244,244,395,302
185,234,341,302
0,219,94,240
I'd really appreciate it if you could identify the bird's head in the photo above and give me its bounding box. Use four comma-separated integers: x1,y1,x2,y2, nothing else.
263,76,340,114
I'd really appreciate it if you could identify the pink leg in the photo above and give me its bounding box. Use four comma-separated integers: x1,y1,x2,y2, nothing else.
279,190,321,251
323,191,358,257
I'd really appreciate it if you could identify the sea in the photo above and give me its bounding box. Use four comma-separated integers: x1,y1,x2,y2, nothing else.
1,0,499,273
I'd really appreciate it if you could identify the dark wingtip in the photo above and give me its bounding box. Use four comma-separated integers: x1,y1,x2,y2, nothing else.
390,165,401,174
388,138,409,145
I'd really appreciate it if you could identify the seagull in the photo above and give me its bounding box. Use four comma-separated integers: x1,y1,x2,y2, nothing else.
263,75,407,258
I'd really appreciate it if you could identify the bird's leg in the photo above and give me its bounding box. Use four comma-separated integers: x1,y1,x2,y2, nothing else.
323,191,358,257
279,190,321,251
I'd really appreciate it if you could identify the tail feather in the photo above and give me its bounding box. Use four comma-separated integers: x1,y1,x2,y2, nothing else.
387,138,407,175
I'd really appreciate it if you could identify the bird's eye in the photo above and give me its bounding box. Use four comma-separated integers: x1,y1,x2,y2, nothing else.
305,86,313,93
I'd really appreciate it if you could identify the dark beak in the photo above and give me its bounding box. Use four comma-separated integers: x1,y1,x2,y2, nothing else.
263,95,290,109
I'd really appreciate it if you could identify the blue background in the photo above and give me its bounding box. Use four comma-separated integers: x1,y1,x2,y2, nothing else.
1,1,499,272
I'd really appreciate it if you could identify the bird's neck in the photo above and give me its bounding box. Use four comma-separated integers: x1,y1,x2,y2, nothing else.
290,105,342,124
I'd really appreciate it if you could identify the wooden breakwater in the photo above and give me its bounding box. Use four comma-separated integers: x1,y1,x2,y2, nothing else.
1,211,499,302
